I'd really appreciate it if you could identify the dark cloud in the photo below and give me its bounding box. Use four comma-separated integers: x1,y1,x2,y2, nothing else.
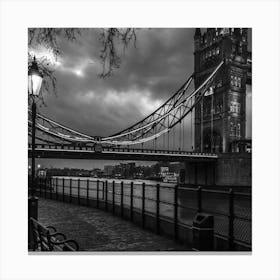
39,28,195,137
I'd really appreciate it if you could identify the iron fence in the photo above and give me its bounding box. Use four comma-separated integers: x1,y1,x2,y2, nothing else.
30,176,251,250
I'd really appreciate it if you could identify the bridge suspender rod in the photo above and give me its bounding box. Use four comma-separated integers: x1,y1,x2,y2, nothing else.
191,97,193,150
102,61,223,142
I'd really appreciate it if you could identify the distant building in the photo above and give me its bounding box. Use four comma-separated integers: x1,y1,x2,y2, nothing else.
160,167,169,177
104,165,115,177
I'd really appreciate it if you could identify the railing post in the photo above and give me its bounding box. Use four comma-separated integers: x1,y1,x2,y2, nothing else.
78,179,80,205
105,180,108,211
39,177,42,197
86,179,89,206
102,181,105,200
197,186,202,213
69,178,72,203
112,181,115,214
62,178,65,202
130,182,134,221
96,180,99,209
142,182,145,228
174,184,178,240
56,177,58,200
44,177,47,198
120,181,124,217
156,184,160,234
228,188,234,250
49,177,52,200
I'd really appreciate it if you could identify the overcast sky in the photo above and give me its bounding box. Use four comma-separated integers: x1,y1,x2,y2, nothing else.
29,28,252,169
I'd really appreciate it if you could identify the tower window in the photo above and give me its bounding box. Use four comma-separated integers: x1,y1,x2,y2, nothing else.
237,123,241,137
230,101,241,113
230,75,242,88
233,125,237,136
237,77,241,87
230,122,234,136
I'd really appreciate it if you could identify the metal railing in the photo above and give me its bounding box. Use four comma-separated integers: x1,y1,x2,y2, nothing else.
31,176,251,250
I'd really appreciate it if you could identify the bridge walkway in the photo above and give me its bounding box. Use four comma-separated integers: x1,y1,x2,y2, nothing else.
38,198,191,251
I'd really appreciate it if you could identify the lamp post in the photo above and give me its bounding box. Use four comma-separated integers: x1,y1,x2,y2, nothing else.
28,57,43,244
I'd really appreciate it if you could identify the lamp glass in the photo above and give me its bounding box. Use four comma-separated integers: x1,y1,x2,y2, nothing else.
28,72,43,96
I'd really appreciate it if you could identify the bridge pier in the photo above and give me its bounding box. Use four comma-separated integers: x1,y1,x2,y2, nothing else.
182,161,216,187
182,153,251,188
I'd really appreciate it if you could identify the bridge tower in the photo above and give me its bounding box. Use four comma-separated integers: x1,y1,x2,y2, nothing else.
193,28,250,153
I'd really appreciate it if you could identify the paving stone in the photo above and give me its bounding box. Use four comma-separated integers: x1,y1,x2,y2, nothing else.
38,198,191,251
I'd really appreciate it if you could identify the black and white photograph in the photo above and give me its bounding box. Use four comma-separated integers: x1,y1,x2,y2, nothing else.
27,27,252,252
1,0,280,280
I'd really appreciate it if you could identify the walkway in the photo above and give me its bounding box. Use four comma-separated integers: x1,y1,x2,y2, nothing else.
38,198,191,251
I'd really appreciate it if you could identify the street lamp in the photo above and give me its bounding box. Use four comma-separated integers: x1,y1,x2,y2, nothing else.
28,56,43,241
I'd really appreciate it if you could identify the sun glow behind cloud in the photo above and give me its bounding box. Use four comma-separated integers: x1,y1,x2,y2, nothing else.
29,46,61,67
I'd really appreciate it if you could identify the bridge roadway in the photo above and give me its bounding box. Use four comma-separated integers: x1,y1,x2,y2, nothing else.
28,144,218,162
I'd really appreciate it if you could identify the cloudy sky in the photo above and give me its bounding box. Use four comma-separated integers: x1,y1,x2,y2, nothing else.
29,28,252,169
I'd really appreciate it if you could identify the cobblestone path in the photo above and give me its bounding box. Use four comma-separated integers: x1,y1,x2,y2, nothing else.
38,198,191,251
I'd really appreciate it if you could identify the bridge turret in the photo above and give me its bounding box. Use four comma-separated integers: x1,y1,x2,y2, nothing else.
193,28,251,153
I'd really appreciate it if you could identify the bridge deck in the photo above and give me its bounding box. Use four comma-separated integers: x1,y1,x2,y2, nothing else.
29,145,218,162
37,198,190,251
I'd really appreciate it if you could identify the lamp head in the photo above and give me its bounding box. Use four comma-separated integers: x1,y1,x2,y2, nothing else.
28,56,43,96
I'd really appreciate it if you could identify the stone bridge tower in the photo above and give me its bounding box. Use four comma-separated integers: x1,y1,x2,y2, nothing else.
193,28,250,153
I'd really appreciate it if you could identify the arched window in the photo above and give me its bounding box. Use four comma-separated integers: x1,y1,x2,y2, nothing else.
230,122,234,136
237,123,241,137
233,125,237,136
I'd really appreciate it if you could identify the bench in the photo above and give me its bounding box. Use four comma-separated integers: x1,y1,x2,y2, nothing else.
30,218,79,251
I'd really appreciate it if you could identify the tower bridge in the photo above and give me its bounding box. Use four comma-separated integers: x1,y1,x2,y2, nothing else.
28,28,252,187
